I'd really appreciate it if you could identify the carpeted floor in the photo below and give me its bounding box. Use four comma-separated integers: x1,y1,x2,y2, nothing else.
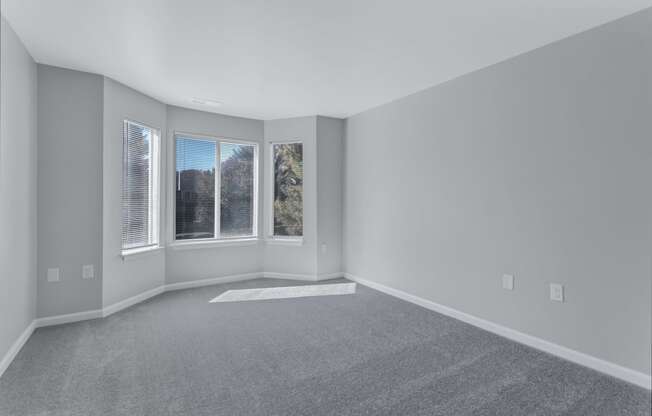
1,278,650,415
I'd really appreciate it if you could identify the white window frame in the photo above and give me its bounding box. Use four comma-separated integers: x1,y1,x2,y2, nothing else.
267,140,304,243
121,119,161,256
170,132,259,248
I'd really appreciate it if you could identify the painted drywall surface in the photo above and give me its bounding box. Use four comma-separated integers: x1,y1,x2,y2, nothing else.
316,116,344,276
36,65,103,317
263,117,318,276
0,17,37,361
343,9,652,375
102,78,167,307
165,106,265,283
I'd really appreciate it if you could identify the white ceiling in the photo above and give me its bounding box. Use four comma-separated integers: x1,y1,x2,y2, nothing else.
2,1,650,120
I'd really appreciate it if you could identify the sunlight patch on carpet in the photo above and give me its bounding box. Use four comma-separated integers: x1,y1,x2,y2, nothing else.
209,283,356,303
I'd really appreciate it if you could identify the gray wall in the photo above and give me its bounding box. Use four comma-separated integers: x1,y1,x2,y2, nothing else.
165,106,265,283
37,65,103,317
343,9,652,375
102,78,167,306
316,116,344,276
263,117,318,276
0,17,37,360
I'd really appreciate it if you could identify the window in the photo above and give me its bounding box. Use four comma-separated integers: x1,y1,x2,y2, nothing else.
271,142,303,237
122,120,160,251
220,142,256,237
175,137,216,240
175,134,257,241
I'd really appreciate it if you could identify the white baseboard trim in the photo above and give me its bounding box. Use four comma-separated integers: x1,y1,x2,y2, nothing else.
7,271,648,389
317,272,345,280
0,321,36,379
34,309,103,328
345,273,651,390
2,270,332,380
103,286,166,318
29,271,342,332
263,272,318,281
2,308,105,377
166,272,264,291
1,271,275,378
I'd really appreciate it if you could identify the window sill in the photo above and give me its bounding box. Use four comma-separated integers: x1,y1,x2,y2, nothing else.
168,238,260,251
265,237,304,246
121,245,164,260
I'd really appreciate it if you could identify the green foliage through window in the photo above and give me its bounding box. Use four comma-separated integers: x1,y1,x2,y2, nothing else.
273,142,303,236
220,143,255,237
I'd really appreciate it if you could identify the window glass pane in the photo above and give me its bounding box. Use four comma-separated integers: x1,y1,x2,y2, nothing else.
122,121,156,249
175,137,216,240
273,143,303,236
220,143,255,237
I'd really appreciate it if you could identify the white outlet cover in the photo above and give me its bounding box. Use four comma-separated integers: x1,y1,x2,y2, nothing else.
502,274,514,290
550,283,564,302
47,268,60,282
82,264,94,279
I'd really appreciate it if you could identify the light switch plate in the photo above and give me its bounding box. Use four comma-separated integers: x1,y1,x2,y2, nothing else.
82,264,94,279
550,283,564,302
502,274,514,290
47,268,60,282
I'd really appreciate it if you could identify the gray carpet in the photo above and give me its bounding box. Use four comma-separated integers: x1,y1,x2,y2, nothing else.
1,278,649,415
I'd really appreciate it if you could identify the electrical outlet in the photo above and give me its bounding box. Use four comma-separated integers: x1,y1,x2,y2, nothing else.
550,283,564,302
502,274,514,291
82,264,94,279
47,268,60,282
321,243,327,254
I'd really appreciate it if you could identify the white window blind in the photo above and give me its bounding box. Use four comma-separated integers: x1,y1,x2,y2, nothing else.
122,120,159,251
175,136,216,240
